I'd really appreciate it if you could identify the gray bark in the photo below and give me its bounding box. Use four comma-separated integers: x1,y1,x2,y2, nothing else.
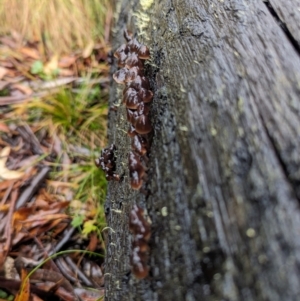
104,0,300,300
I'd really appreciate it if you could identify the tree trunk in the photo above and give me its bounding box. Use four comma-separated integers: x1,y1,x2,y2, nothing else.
104,0,300,300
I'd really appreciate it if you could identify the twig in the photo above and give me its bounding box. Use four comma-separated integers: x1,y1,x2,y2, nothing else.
65,256,94,287
16,166,50,209
0,189,18,266
17,124,44,155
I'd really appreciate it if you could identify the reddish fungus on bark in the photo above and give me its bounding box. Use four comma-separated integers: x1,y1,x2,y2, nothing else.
127,38,142,53
123,89,142,109
113,31,153,192
127,75,150,90
134,115,152,135
129,205,151,279
132,135,148,156
113,31,154,280
125,52,144,69
138,45,150,60
138,88,153,103
128,152,146,190
113,68,128,84
127,125,137,137
95,144,119,181
136,102,150,116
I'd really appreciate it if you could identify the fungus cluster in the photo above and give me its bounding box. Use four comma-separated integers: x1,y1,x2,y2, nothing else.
95,144,119,181
113,30,153,190
129,205,151,279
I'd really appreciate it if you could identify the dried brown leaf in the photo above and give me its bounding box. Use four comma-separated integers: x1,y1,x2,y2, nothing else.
82,40,94,59
0,122,10,133
0,147,25,180
12,83,33,95
14,269,30,301
87,232,98,252
0,36,17,49
44,55,58,75
0,66,8,79
58,68,74,77
19,47,40,60
58,56,77,68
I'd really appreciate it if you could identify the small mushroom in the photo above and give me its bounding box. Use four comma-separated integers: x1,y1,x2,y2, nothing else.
130,170,143,190
130,249,149,279
136,102,150,116
138,45,150,60
129,205,151,238
127,125,137,137
126,109,138,124
114,44,129,66
128,38,142,53
113,68,128,84
96,144,119,181
138,88,153,103
132,237,150,253
127,76,150,90
125,52,144,69
134,114,152,134
124,66,143,82
132,134,148,156
128,152,146,190
124,89,142,109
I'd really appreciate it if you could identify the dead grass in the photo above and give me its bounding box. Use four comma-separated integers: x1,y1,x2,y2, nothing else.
0,0,112,54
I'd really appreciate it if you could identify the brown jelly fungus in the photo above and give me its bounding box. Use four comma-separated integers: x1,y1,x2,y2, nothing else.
113,68,128,84
134,115,152,135
95,144,119,181
113,30,153,191
128,151,145,190
138,45,150,60
132,135,148,156
127,125,137,137
129,205,151,279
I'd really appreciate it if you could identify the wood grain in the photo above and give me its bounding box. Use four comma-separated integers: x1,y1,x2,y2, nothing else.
268,0,300,46
105,0,300,300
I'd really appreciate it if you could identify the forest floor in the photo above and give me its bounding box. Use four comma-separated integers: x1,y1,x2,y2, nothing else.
0,16,110,301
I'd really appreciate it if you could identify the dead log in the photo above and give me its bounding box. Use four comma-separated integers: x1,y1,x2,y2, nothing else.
104,0,300,300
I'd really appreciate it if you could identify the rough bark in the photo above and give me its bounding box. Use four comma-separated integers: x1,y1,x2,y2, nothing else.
104,0,300,300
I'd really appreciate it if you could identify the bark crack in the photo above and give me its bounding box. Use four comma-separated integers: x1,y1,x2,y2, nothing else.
263,0,300,55
254,103,300,203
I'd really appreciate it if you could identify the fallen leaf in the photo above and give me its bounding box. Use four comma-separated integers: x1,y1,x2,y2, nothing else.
58,68,74,77
0,66,8,79
0,60,14,68
82,40,94,58
19,47,40,60
0,122,10,133
14,269,30,301
44,55,58,75
0,147,25,181
87,232,98,252
12,83,33,95
22,213,69,224
0,36,17,48
58,56,77,68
